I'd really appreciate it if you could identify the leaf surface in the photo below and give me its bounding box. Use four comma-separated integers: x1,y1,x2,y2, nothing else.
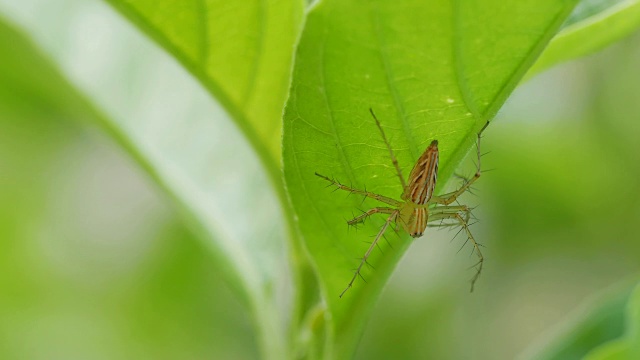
586,284,640,359
527,0,640,80
105,0,304,170
526,283,634,360
283,0,579,355
523,281,640,360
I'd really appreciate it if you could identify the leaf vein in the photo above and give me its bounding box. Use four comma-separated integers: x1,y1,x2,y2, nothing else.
368,2,420,160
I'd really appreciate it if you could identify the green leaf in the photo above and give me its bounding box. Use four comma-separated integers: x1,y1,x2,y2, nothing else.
526,0,640,80
630,285,640,358
525,282,634,360
523,282,640,360
283,0,578,356
0,20,91,124
104,0,305,170
95,2,317,340
584,340,630,360
584,284,640,360
564,0,629,27
0,11,289,359
98,1,327,353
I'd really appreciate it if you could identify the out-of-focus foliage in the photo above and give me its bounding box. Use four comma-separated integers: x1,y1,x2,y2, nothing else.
1,0,640,359
531,282,634,360
0,0,292,357
525,278,639,360
0,21,257,360
105,0,304,165
580,284,640,359
527,0,640,80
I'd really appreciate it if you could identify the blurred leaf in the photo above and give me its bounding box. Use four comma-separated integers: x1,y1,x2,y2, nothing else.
121,224,260,360
584,341,630,360
0,16,288,359
583,284,640,359
98,2,317,347
527,282,635,360
1,16,258,358
0,18,95,123
630,286,640,358
564,0,628,27
104,0,304,169
527,0,640,80
283,0,578,356
526,282,640,360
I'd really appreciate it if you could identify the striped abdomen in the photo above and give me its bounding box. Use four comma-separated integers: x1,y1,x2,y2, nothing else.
398,205,428,238
409,207,428,237
403,140,439,205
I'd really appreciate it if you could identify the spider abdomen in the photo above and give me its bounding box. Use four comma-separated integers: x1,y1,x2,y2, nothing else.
399,204,428,238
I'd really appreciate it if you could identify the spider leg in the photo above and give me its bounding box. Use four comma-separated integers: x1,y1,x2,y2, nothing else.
429,123,488,206
428,207,484,292
427,205,471,228
315,172,401,206
340,211,399,298
370,108,407,190
347,207,396,226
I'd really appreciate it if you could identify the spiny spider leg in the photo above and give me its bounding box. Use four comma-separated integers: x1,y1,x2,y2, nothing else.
430,205,470,216
428,210,483,292
314,172,401,207
347,207,396,226
430,122,489,206
340,210,399,298
369,108,407,189
427,207,472,228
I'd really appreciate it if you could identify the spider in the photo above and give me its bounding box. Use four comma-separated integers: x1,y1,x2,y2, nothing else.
315,108,488,298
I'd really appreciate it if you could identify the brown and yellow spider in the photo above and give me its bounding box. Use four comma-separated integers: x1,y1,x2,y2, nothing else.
315,109,488,297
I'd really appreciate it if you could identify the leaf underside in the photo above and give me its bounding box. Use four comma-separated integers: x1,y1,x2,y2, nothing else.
283,0,579,355
105,0,304,169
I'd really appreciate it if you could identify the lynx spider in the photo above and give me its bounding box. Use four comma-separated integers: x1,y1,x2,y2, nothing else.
316,109,489,298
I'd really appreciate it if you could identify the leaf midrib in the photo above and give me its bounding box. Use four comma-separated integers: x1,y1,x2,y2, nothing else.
368,1,420,160
441,1,578,188
319,10,357,186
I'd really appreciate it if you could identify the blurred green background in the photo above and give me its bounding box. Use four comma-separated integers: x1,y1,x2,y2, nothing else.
0,25,259,360
1,1,640,359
